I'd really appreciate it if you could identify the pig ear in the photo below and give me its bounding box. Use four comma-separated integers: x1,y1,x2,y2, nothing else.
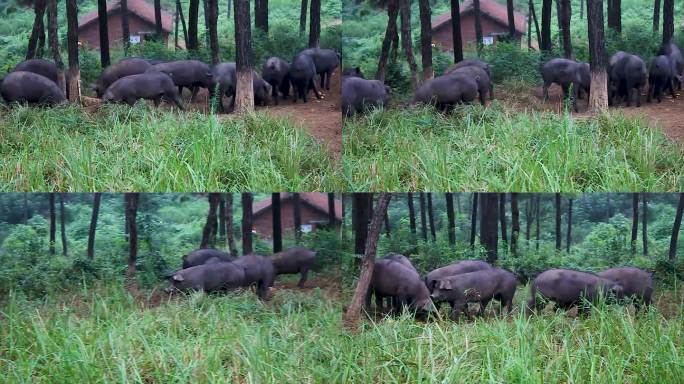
172,274,184,282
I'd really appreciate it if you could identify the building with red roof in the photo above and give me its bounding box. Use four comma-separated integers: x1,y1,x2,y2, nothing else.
78,0,173,49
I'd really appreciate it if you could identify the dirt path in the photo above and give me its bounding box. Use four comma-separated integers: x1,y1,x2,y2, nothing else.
513,85,684,144
262,71,342,161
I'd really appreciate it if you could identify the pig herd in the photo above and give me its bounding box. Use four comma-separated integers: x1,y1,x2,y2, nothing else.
165,247,317,299
368,254,653,320
0,47,340,110
342,42,684,116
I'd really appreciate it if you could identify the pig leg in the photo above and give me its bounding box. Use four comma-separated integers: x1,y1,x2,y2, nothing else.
125,97,136,107
178,86,184,97
542,80,551,102
320,73,325,90
169,93,185,111
310,79,322,99
477,298,491,317
297,267,309,288
190,86,199,103
153,96,161,107
257,279,269,301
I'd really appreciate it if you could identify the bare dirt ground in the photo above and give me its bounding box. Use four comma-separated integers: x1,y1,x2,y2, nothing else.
262,71,342,161
503,84,684,145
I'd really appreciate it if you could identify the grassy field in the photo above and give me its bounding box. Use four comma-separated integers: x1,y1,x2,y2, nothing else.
343,105,684,192
2,280,683,383
0,105,342,191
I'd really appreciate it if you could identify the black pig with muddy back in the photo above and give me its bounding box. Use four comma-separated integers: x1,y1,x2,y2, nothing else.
429,268,518,319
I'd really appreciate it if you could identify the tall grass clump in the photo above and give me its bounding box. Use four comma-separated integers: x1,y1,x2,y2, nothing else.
1,284,684,383
0,105,341,191
343,105,683,192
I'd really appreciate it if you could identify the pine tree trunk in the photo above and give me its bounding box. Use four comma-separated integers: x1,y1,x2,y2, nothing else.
225,194,238,257
419,192,428,241
353,193,373,255
343,193,392,330
560,0,572,58
176,0,188,46
662,0,674,45
200,193,220,248
125,193,139,290
255,0,268,33
66,0,80,102
188,0,200,51
535,194,541,251
580,0,584,19
384,210,391,236
470,193,478,249
445,193,456,246
407,192,416,235
308,0,321,48
525,196,532,244
555,193,561,251
427,193,436,241
608,0,622,34
506,0,515,39
399,0,418,90
60,194,67,256
450,0,463,63
653,0,661,34
122,0,130,53
47,0,65,92
154,0,163,39
234,0,254,112
271,193,282,253
511,193,519,256
587,0,608,112
642,194,649,256
88,192,100,260
377,1,399,82
25,194,29,224
473,0,483,55
328,193,336,228
540,0,552,52
26,0,47,60
479,193,499,263
418,0,433,80
669,193,684,260
293,193,302,243
499,193,508,246
241,193,253,254
566,198,573,252
208,0,220,64
218,197,226,242
530,0,541,49
97,0,110,67
299,0,308,34
631,193,639,254
49,193,56,255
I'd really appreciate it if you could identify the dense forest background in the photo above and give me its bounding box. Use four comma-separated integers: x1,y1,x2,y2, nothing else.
0,0,342,89
0,193,346,298
342,0,684,95
372,193,684,280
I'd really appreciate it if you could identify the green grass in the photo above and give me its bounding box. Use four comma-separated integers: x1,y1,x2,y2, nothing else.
2,282,684,383
343,105,684,192
0,105,342,191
